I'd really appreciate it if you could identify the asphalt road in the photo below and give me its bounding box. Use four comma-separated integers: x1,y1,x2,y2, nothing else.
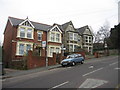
3,56,119,89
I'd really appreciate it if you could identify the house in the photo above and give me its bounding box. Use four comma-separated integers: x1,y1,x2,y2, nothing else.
77,25,94,54
3,17,62,67
60,21,94,55
3,16,94,68
61,21,82,54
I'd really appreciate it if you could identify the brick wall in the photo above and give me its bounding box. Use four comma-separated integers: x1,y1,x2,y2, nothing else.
27,51,57,69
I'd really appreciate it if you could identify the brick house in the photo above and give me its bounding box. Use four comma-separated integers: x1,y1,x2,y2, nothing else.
3,17,62,67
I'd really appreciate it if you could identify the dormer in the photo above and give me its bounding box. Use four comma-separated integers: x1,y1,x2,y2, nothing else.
17,18,34,39
48,24,62,43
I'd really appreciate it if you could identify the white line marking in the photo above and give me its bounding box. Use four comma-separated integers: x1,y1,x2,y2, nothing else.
79,78,108,88
115,68,120,70
109,62,118,66
83,68,103,77
50,81,69,89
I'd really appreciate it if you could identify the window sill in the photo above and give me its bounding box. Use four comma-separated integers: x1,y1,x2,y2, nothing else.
17,36,34,40
48,41,62,43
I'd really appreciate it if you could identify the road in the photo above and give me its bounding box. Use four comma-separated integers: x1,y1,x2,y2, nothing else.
2,56,119,89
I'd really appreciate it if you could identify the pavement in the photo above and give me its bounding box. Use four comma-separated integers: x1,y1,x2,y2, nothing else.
1,55,118,79
2,64,61,79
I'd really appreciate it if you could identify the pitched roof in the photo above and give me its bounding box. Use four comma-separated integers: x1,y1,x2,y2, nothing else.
61,21,74,30
8,17,51,31
77,25,89,35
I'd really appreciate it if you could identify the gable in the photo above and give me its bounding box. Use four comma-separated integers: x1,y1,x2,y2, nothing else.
66,24,75,32
83,28,93,36
19,18,35,28
49,25,62,33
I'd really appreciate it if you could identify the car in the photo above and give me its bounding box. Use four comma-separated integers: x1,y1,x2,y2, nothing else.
61,54,84,66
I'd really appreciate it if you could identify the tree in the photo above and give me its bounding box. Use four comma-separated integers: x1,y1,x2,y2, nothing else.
109,23,120,49
94,21,110,43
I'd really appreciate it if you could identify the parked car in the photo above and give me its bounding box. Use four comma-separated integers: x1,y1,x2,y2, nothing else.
61,54,84,66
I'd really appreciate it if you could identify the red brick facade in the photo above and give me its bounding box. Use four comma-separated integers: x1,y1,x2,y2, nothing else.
3,18,47,68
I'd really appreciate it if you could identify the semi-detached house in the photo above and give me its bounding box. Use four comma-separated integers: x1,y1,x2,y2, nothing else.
3,16,94,68
3,17,62,67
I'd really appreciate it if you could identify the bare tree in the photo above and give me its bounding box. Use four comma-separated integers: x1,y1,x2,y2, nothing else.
94,21,110,43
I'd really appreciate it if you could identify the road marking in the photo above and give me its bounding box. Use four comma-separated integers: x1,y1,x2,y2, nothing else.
83,68,103,77
79,78,108,88
109,62,118,66
114,68,120,70
49,81,69,89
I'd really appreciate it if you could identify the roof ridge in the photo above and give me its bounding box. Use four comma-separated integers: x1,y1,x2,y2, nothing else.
8,16,51,26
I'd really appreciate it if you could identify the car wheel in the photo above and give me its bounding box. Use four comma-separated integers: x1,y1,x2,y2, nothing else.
81,60,84,64
72,62,76,66
61,64,65,67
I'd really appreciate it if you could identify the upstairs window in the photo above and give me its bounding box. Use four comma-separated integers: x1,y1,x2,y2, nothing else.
56,33,60,42
27,29,32,38
74,33,78,41
69,33,73,40
20,28,25,38
38,32,42,41
51,33,55,41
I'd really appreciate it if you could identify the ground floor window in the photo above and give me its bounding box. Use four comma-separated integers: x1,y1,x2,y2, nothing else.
19,44,25,55
50,47,54,56
16,42,33,56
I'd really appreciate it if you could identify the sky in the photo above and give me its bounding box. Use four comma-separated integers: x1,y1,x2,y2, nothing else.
0,0,118,44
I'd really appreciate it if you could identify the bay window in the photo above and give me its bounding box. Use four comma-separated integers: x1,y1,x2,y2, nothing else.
19,44,25,55
51,33,55,41
20,28,25,38
27,29,32,38
56,33,60,42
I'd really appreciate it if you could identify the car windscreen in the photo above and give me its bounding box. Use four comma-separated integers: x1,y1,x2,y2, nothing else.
66,55,75,58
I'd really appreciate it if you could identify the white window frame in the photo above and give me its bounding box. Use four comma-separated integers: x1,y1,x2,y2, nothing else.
17,26,34,39
16,42,33,56
74,33,78,41
27,29,32,38
37,31,42,41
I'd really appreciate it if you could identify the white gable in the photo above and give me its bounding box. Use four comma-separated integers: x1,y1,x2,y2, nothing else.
50,25,62,33
19,18,35,28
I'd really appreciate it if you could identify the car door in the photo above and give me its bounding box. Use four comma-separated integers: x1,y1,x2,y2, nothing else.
74,54,80,63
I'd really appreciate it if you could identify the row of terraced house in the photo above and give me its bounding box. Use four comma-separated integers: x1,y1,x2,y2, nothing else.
3,17,94,69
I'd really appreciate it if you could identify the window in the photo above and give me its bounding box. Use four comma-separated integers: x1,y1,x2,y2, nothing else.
74,45,77,51
69,45,73,52
56,33,60,42
74,33,77,41
50,47,54,56
20,28,25,38
19,44,25,55
26,44,31,52
27,29,32,38
69,33,73,40
38,32,42,41
51,33,55,41
56,48,60,53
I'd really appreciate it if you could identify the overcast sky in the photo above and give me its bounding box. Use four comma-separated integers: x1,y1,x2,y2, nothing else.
0,0,118,44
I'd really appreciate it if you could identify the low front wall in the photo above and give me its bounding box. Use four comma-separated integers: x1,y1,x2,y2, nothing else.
27,51,57,69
